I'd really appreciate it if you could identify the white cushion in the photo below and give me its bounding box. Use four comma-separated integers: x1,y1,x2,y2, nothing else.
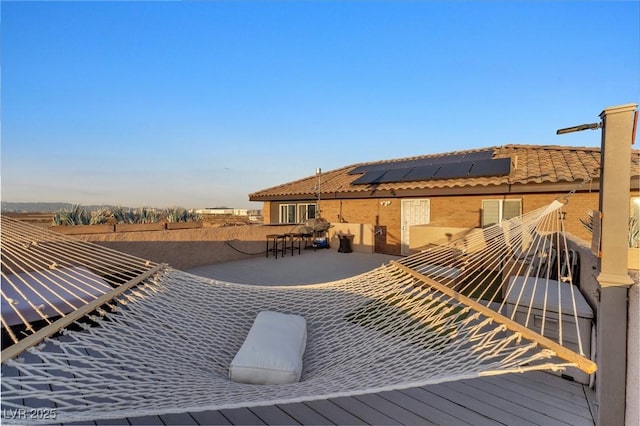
229,311,307,385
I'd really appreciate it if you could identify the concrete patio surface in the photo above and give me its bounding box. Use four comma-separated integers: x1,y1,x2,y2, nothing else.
186,248,400,285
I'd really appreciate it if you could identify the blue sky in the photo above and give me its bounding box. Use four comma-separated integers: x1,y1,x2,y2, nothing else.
1,1,638,209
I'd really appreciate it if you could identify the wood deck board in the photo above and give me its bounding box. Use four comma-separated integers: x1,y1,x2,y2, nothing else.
444,378,575,426
510,370,587,397
428,381,539,426
463,376,592,426
159,412,199,425
95,417,130,425
303,399,368,425
401,387,501,426
127,414,165,425
375,389,469,426
247,405,301,425
275,403,334,425
477,375,593,421
328,396,401,425
218,408,266,425
188,409,233,426
353,393,436,426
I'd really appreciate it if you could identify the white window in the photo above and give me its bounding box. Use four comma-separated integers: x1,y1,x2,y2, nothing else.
482,199,522,228
279,204,297,224
298,204,317,222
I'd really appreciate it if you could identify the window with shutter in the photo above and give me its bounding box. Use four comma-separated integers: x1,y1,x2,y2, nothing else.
503,200,522,220
482,200,501,228
482,199,522,227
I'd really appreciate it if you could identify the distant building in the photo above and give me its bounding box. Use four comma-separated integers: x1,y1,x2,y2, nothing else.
196,208,262,217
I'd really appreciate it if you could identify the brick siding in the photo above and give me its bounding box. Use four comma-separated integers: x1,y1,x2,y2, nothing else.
265,191,626,255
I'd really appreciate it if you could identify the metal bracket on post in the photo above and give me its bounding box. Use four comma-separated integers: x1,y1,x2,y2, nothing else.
556,121,602,135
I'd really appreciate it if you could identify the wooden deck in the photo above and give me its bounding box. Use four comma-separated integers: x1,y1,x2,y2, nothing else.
6,250,596,425
116,371,595,426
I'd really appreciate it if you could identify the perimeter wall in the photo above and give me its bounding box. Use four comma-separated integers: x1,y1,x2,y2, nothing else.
71,222,375,269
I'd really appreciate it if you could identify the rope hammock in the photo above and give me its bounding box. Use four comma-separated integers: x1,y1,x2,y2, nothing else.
0,201,596,424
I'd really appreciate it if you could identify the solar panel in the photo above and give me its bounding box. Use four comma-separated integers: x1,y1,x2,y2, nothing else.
349,160,417,175
402,165,439,181
348,149,495,175
377,168,412,183
351,170,387,185
468,158,511,177
349,150,510,185
461,150,494,162
432,161,473,179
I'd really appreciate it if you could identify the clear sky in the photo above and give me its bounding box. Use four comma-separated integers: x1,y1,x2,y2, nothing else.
1,1,638,209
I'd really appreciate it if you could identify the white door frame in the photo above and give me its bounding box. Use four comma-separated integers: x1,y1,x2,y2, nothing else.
401,199,430,256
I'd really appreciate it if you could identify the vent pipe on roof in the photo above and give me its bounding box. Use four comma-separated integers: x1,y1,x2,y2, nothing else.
316,168,322,218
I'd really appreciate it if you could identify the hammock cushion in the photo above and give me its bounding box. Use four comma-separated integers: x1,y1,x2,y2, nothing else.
229,311,307,385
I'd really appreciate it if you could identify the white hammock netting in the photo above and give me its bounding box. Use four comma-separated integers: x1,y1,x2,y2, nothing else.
0,202,596,424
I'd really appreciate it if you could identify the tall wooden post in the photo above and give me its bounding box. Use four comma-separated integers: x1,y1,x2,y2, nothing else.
595,103,637,426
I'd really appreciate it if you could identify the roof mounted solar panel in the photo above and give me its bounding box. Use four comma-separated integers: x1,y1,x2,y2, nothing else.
348,149,496,175
432,161,473,179
402,165,439,181
351,170,387,185
468,158,511,177
377,168,412,183
461,150,494,162
349,160,415,175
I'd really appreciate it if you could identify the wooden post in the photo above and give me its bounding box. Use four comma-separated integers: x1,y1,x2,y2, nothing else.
595,103,637,426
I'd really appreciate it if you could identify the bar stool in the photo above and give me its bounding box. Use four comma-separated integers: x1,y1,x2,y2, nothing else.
266,234,286,259
285,233,302,256
300,232,313,249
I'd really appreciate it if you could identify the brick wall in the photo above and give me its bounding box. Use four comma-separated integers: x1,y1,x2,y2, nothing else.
265,191,637,255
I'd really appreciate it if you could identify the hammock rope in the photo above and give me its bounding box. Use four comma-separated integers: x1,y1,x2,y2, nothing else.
0,201,596,423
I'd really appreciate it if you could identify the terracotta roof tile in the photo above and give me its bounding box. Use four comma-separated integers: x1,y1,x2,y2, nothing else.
249,144,639,199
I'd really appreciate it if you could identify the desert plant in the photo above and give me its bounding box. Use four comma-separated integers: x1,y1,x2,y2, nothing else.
112,206,162,224
90,208,112,225
137,207,161,224
52,205,91,225
579,211,594,234
112,206,136,224
630,216,640,248
165,207,201,223
580,211,640,248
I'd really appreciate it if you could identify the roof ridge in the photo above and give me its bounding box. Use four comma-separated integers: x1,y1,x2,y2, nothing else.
352,145,500,168
499,144,602,152
247,164,354,197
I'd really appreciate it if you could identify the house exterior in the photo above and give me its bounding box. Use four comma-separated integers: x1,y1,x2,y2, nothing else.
249,144,640,256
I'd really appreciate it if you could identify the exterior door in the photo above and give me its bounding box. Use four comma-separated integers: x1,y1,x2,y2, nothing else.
401,199,430,256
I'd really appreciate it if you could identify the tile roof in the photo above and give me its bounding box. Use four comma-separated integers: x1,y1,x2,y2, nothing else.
249,144,640,199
